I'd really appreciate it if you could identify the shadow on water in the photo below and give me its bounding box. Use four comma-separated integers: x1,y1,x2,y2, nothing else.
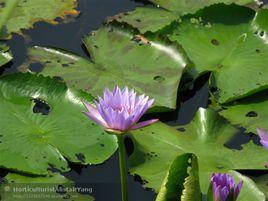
1,0,268,200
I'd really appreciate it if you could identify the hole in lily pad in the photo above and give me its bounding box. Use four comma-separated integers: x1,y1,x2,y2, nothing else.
216,164,224,169
53,76,64,82
31,98,51,115
75,153,86,163
177,127,185,132
211,39,220,46
61,63,69,67
245,111,258,117
0,2,5,8
29,62,44,73
153,75,165,83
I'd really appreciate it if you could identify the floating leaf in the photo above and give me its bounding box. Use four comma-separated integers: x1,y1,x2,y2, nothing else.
107,7,180,34
129,108,268,193
0,73,117,175
155,154,201,201
148,0,260,15
0,0,79,37
212,90,268,134
20,26,188,110
168,4,268,104
0,173,94,201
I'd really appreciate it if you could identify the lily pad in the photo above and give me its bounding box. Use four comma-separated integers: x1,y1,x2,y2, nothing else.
0,43,12,66
215,91,268,134
148,0,260,15
155,154,201,201
227,171,266,201
0,173,94,201
20,26,188,110
168,4,268,104
129,108,268,193
0,0,79,37
0,73,117,175
250,174,268,198
106,7,180,34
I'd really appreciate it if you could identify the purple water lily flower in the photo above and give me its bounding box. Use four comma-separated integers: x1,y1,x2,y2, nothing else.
257,128,268,149
211,173,243,201
82,86,158,133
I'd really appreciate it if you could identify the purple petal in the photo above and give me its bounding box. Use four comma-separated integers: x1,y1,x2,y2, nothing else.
257,128,268,149
130,98,155,125
257,128,268,141
234,181,243,200
82,111,108,127
82,100,107,124
219,186,229,201
213,185,220,201
131,119,158,130
260,140,268,149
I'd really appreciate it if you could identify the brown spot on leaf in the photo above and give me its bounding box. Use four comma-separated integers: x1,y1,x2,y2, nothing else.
211,39,220,46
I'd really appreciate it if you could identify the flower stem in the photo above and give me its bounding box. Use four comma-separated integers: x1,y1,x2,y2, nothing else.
117,134,128,201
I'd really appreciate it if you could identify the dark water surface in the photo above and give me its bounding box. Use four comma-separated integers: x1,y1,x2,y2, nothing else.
1,0,267,201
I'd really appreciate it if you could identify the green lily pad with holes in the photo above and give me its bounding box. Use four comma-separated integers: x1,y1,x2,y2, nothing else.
20,26,188,110
0,73,117,175
106,7,180,34
250,174,268,198
168,4,268,104
0,0,78,37
0,43,12,66
148,0,260,15
213,91,268,134
129,108,268,194
155,154,202,201
0,173,94,201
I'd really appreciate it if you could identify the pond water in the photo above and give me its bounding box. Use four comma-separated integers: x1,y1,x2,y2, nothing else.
0,0,267,200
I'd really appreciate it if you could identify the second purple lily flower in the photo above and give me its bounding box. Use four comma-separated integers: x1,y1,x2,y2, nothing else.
82,85,158,133
211,173,243,201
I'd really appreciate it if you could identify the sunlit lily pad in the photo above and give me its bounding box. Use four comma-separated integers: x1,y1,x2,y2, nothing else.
148,0,260,15
0,0,79,37
214,91,268,134
20,25,188,110
0,173,94,201
168,4,268,104
106,7,180,34
129,108,268,193
0,73,117,175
